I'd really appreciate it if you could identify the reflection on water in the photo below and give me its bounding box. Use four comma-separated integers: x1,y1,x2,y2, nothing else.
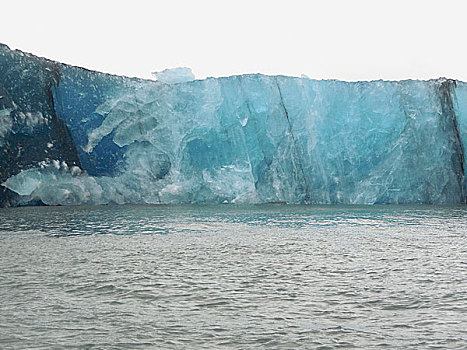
0,205,466,349
1,204,466,236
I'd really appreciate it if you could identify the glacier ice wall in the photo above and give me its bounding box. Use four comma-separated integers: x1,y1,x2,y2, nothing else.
1,44,466,206
453,81,467,195
0,44,80,206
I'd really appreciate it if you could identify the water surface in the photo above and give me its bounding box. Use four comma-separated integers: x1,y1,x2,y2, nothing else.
1,205,466,349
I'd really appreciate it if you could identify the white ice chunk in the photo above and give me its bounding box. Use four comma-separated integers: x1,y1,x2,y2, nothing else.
151,67,195,84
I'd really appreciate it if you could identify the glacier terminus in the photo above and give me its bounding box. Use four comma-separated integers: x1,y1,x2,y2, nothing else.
1,43,466,206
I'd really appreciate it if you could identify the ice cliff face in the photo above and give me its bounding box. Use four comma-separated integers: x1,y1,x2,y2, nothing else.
0,44,80,206
1,44,466,206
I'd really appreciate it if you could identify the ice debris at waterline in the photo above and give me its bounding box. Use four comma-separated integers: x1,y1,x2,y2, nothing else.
1,43,466,206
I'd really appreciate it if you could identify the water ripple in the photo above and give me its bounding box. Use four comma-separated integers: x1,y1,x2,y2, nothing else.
0,205,466,348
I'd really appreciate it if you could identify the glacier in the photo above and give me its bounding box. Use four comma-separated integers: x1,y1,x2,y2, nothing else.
0,43,466,206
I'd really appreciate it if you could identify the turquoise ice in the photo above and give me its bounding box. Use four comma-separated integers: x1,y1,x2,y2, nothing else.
1,44,466,205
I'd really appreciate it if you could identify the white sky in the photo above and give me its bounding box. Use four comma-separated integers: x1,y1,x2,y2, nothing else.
1,0,466,81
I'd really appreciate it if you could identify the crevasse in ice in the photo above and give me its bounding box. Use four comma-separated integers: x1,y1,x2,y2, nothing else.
1,44,466,205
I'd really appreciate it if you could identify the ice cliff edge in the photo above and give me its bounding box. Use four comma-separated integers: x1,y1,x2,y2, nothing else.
1,43,466,206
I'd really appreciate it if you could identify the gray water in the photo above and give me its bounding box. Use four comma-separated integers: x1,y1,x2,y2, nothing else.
0,205,466,349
